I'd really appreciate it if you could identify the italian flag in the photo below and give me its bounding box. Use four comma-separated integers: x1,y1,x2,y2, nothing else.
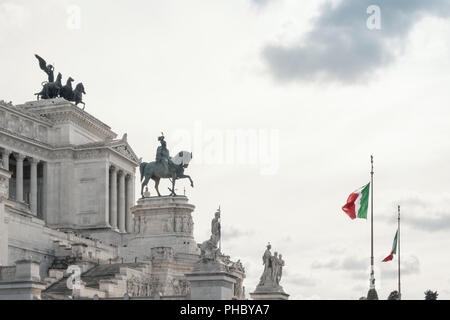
342,183,370,220
382,230,398,262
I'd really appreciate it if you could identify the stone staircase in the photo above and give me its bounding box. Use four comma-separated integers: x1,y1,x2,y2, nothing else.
41,263,149,300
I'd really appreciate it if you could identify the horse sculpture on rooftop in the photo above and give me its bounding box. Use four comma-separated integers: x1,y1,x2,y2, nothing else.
34,54,86,109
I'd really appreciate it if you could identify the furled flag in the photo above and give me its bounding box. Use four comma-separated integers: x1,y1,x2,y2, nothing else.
342,182,370,220
382,230,398,262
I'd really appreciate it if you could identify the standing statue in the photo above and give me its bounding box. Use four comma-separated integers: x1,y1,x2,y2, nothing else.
258,244,285,288
175,215,182,233
182,215,189,233
271,252,280,284
211,208,221,244
187,215,194,234
198,207,221,261
140,134,194,197
259,243,273,286
277,254,285,285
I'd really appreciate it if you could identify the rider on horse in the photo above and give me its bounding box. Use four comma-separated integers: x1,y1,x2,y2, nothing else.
140,134,194,197
156,134,174,174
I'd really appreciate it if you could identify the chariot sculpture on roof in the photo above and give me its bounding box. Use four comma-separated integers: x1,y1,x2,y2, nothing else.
34,54,86,109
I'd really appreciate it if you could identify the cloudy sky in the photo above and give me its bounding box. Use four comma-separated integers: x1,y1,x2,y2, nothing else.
2,0,450,299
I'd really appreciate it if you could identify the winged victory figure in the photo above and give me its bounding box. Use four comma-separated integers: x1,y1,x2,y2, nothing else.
35,54,54,83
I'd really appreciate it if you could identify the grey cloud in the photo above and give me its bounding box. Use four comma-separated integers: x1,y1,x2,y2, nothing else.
311,258,340,270
352,284,366,293
312,256,369,280
262,0,450,83
289,276,317,287
405,213,450,232
381,255,420,279
380,195,450,232
222,225,254,239
312,256,366,271
284,270,317,287
341,256,367,271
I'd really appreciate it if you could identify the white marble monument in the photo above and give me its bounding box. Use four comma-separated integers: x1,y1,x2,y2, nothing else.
0,98,247,300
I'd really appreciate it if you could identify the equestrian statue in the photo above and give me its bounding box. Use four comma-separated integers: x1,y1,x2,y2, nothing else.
140,134,194,197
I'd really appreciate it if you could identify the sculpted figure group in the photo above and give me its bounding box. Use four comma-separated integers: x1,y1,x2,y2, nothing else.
258,243,285,288
34,54,86,108
164,214,193,234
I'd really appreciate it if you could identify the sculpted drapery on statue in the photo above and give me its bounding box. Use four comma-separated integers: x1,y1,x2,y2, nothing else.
34,54,86,109
140,134,194,197
258,243,285,288
211,208,221,245
198,207,221,261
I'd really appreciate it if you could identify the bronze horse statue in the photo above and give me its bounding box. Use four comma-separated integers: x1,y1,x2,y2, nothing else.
72,83,86,109
140,151,193,197
35,72,62,100
34,54,86,108
59,77,75,100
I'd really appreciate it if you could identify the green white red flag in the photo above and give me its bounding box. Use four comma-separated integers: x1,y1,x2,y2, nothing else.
382,230,398,262
342,183,370,220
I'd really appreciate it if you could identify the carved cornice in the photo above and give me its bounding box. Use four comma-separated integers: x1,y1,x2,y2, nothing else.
1,99,138,165
77,139,140,165
19,99,117,141
0,131,53,160
110,143,139,164
0,100,53,126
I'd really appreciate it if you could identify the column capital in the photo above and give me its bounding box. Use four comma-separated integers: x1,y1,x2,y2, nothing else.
125,172,134,179
110,165,117,173
2,148,12,155
117,169,126,177
14,153,26,161
28,157,40,165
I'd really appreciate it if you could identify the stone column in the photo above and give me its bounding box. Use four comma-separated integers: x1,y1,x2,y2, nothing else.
1,149,11,171
0,167,12,266
109,166,117,230
42,161,48,222
118,171,126,233
126,174,134,233
29,158,39,215
15,153,25,202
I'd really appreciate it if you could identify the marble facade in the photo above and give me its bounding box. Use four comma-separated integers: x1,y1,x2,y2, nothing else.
0,98,249,300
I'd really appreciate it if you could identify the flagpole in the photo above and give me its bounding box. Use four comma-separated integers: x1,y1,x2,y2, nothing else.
367,155,378,299
371,156,374,282
398,205,401,300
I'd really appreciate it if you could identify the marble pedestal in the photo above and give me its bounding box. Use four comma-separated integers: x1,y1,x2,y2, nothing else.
250,280,289,300
123,196,199,260
186,260,237,300
0,260,46,300
250,291,289,300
